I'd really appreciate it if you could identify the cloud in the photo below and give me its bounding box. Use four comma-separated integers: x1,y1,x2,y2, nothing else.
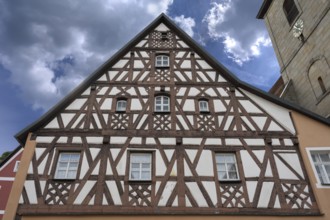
0,0,173,111
203,0,271,65
173,15,196,37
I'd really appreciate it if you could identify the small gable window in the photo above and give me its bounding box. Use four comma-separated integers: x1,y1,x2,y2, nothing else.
129,153,152,181
283,0,299,25
13,161,20,172
155,95,170,112
216,153,240,181
116,99,127,112
199,100,209,112
55,152,80,179
155,55,169,68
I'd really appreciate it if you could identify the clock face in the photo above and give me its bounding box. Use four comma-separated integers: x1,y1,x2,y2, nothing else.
293,19,304,38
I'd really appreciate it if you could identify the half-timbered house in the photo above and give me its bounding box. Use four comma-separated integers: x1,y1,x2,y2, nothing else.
4,14,330,220
0,146,23,220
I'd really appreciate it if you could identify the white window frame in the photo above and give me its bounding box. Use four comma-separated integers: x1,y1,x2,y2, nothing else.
215,153,240,181
13,161,20,172
199,100,209,112
306,147,330,188
54,152,80,179
155,55,169,67
155,96,170,112
129,153,152,181
116,99,127,112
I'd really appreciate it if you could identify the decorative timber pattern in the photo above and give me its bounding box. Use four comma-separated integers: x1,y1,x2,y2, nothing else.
17,18,319,216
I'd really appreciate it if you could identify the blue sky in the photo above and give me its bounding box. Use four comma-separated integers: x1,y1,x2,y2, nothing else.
0,0,280,154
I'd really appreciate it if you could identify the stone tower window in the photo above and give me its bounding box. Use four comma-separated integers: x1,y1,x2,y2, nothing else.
318,77,327,95
308,57,330,99
283,0,299,25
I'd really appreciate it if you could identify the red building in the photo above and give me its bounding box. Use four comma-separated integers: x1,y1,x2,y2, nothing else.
0,147,23,220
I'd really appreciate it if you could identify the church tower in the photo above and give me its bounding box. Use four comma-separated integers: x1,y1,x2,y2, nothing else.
257,0,330,118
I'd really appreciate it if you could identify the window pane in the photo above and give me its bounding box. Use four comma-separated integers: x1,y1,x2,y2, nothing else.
69,162,79,169
228,163,237,172
131,163,140,169
218,171,227,180
141,171,151,179
217,164,226,171
320,153,330,162
60,154,71,162
229,172,238,179
142,163,150,169
225,155,235,163
131,171,139,180
70,154,80,162
58,162,67,168
325,165,330,178
56,170,66,179
67,171,77,179
312,154,319,162
216,154,225,161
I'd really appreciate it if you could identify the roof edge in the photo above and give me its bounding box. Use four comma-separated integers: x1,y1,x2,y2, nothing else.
256,0,273,19
0,145,23,168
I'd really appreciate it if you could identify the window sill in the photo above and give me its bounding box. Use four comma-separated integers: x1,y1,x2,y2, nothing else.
218,180,241,184
115,111,127,113
316,89,330,105
154,111,170,115
155,66,169,69
52,178,76,182
128,180,152,184
200,111,210,114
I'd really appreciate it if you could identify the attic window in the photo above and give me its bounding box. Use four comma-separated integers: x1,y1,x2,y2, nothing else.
116,99,127,112
199,100,209,112
155,55,169,68
161,32,168,41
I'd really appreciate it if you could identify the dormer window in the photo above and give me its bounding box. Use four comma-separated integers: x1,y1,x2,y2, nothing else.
155,95,170,112
283,0,299,25
116,99,127,112
155,55,169,68
199,100,209,112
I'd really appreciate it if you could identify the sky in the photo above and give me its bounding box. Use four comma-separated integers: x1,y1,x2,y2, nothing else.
0,0,280,155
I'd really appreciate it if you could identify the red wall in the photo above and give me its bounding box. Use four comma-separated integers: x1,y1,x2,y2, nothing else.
0,149,23,220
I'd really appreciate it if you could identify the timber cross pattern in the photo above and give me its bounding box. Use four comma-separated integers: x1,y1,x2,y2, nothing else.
17,20,319,216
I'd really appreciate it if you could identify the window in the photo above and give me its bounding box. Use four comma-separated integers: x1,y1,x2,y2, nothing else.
129,153,152,181
116,99,127,112
216,153,240,181
318,77,327,95
155,95,170,112
283,0,299,25
161,32,168,40
311,151,330,184
13,161,20,172
199,100,209,112
155,55,169,67
54,152,80,179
